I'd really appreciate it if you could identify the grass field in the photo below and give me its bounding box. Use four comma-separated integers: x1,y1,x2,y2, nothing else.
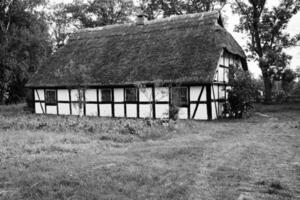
0,104,299,200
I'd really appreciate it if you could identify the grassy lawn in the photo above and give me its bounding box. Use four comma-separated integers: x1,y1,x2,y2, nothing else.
0,104,299,200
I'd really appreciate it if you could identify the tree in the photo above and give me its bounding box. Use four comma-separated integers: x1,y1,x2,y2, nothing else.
0,0,51,104
138,0,227,20
63,0,134,28
48,3,74,51
233,0,300,103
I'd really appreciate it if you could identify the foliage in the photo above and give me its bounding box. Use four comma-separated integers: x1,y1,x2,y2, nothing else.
0,0,52,104
63,0,134,28
138,0,227,20
232,0,300,103
47,3,74,51
281,68,297,95
223,67,257,118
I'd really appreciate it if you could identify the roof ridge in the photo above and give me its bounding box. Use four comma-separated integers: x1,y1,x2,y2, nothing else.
75,11,220,34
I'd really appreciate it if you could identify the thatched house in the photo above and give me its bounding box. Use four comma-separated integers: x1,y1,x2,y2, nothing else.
27,11,247,120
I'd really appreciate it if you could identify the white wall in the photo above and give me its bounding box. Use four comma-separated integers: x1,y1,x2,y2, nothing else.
126,104,137,118
211,85,219,100
34,85,219,120
57,89,69,101
155,104,169,119
58,103,70,115
190,104,207,120
190,86,206,101
139,88,152,102
46,106,57,115
219,85,226,99
99,104,112,117
34,89,44,101
155,87,169,102
85,89,97,102
178,107,188,119
71,103,83,116
35,102,45,114
114,88,124,102
71,89,80,101
86,104,98,116
114,104,125,117
139,104,152,118
211,102,217,120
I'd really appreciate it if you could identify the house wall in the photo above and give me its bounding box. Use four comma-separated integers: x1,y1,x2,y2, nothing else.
33,84,220,120
210,50,243,118
214,50,243,83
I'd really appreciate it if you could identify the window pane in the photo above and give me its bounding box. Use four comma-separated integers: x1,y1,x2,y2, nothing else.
125,88,137,102
101,89,112,102
45,90,57,105
172,87,187,106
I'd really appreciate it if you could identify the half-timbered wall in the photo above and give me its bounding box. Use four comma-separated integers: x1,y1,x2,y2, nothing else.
214,50,243,84
210,50,243,118
33,85,214,120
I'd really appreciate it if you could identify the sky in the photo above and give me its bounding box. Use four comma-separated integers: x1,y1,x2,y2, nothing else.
49,0,300,78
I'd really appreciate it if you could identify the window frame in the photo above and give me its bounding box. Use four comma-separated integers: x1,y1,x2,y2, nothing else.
45,89,57,105
125,87,138,102
171,87,188,107
101,89,112,102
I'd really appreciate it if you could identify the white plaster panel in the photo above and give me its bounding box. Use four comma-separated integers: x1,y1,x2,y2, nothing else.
34,89,44,101
211,85,219,100
155,104,169,119
57,89,69,101
71,89,80,101
99,104,112,117
224,55,229,67
114,104,125,117
190,86,206,101
155,87,169,102
35,102,45,114
85,89,97,102
139,104,152,118
218,67,224,82
71,103,84,116
139,88,153,102
58,103,70,115
86,104,98,116
190,104,207,120
211,102,217,119
224,68,229,83
178,107,188,119
126,104,137,118
219,55,224,66
219,102,225,116
219,85,226,99
46,106,57,115
214,70,218,82
114,88,124,102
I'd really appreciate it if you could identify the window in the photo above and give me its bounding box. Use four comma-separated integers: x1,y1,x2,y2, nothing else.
171,87,188,106
125,88,138,102
45,90,57,105
101,89,112,102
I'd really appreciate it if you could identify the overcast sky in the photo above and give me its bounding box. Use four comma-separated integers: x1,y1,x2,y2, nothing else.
49,0,300,78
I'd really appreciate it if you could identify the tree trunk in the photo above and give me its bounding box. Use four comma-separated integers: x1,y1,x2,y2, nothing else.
259,60,272,103
262,70,272,103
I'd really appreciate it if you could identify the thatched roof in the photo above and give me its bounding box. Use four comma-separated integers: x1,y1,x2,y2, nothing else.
27,11,247,88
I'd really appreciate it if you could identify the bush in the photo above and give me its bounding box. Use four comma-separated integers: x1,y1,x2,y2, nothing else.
223,68,257,118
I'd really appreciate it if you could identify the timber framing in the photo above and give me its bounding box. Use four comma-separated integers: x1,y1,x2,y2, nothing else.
32,82,229,120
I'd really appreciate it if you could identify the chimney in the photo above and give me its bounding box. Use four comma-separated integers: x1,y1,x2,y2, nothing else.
136,14,146,26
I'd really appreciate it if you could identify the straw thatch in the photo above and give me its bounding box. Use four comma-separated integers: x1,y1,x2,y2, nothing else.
27,11,247,87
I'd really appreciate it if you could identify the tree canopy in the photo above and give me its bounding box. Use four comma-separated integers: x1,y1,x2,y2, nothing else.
233,0,300,102
0,0,51,104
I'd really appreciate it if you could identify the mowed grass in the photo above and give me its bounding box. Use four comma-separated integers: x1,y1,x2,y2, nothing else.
0,104,299,200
